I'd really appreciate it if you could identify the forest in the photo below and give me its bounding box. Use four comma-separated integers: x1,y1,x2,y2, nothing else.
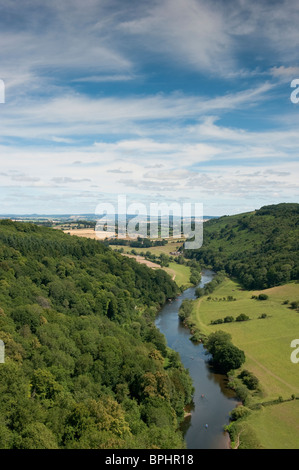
0,220,193,449
184,203,299,289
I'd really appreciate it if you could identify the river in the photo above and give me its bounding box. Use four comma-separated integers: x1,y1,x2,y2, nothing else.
155,269,239,449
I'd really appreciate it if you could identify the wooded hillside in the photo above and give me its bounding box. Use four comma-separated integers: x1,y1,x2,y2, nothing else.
185,203,299,289
0,220,193,449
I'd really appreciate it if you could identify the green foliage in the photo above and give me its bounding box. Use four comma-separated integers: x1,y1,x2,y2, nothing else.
236,313,250,322
189,263,201,286
205,330,245,374
258,313,267,319
211,315,235,324
239,370,259,391
195,272,225,297
225,421,262,449
224,316,234,323
0,220,192,449
257,294,268,301
178,299,194,322
185,203,299,289
290,300,299,310
205,330,232,355
230,405,251,421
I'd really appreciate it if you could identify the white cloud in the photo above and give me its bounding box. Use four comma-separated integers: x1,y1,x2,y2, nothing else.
72,75,137,83
0,82,274,143
0,0,298,215
119,0,234,75
270,66,299,81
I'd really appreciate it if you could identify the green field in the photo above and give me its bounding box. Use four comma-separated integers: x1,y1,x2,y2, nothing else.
110,240,192,288
165,262,192,288
191,277,299,448
192,277,299,397
110,239,184,256
243,401,299,449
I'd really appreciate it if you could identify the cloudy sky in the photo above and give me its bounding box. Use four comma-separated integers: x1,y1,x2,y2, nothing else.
0,0,298,216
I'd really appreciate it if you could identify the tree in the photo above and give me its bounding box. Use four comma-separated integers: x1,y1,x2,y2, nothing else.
205,330,245,373
214,343,245,373
205,330,232,357
15,422,58,449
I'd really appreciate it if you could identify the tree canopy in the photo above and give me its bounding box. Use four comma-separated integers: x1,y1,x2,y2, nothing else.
185,203,299,289
0,220,193,449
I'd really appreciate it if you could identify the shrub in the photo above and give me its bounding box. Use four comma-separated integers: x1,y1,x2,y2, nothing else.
224,316,234,323
239,370,259,390
258,294,268,301
230,405,251,421
211,318,223,325
290,301,299,310
178,299,193,321
233,382,250,404
236,313,250,322
258,313,267,319
195,287,204,298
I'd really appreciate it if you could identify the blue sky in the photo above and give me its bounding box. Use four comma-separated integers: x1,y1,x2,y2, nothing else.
0,0,298,216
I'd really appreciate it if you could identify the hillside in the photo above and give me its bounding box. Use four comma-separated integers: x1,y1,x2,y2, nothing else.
0,220,193,449
185,203,299,289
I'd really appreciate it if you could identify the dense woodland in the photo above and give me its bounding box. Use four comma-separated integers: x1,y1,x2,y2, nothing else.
185,203,299,289
0,220,194,449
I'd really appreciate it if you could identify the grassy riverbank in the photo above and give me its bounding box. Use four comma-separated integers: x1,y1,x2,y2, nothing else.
190,276,299,448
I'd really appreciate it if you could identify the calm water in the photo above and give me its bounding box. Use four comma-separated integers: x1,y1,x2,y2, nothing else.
155,269,239,449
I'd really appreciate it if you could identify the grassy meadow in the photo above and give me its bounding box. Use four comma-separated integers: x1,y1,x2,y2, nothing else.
109,239,192,288
164,262,192,288
190,276,299,448
110,239,184,256
192,277,299,397
243,400,299,449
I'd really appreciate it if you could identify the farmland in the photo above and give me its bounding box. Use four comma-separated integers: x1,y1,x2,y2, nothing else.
190,276,299,448
61,228,193,289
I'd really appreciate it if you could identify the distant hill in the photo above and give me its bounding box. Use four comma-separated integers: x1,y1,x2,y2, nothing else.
184,203,299,289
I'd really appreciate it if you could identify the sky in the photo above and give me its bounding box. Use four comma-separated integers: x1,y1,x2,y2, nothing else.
0,0,298,216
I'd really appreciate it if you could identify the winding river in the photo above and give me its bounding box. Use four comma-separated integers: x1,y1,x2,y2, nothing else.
155,269,239,449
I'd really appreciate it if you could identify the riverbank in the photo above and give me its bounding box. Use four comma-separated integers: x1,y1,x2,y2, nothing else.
188,275,299,448
155,270,239,449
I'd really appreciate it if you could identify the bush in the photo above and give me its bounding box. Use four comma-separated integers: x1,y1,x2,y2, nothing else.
258,294,268,301
195,287,204,298
239,370,259,390
224,316,234,323
230,405,251,421
178,299,193,322
233,382,250,404
258,313,267,319
211,318,223,325
236,313,250,322
190,330,206,343
290,300,299,310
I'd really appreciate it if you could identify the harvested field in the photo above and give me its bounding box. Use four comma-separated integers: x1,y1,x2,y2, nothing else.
64,229,115,240
121,253,162,269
